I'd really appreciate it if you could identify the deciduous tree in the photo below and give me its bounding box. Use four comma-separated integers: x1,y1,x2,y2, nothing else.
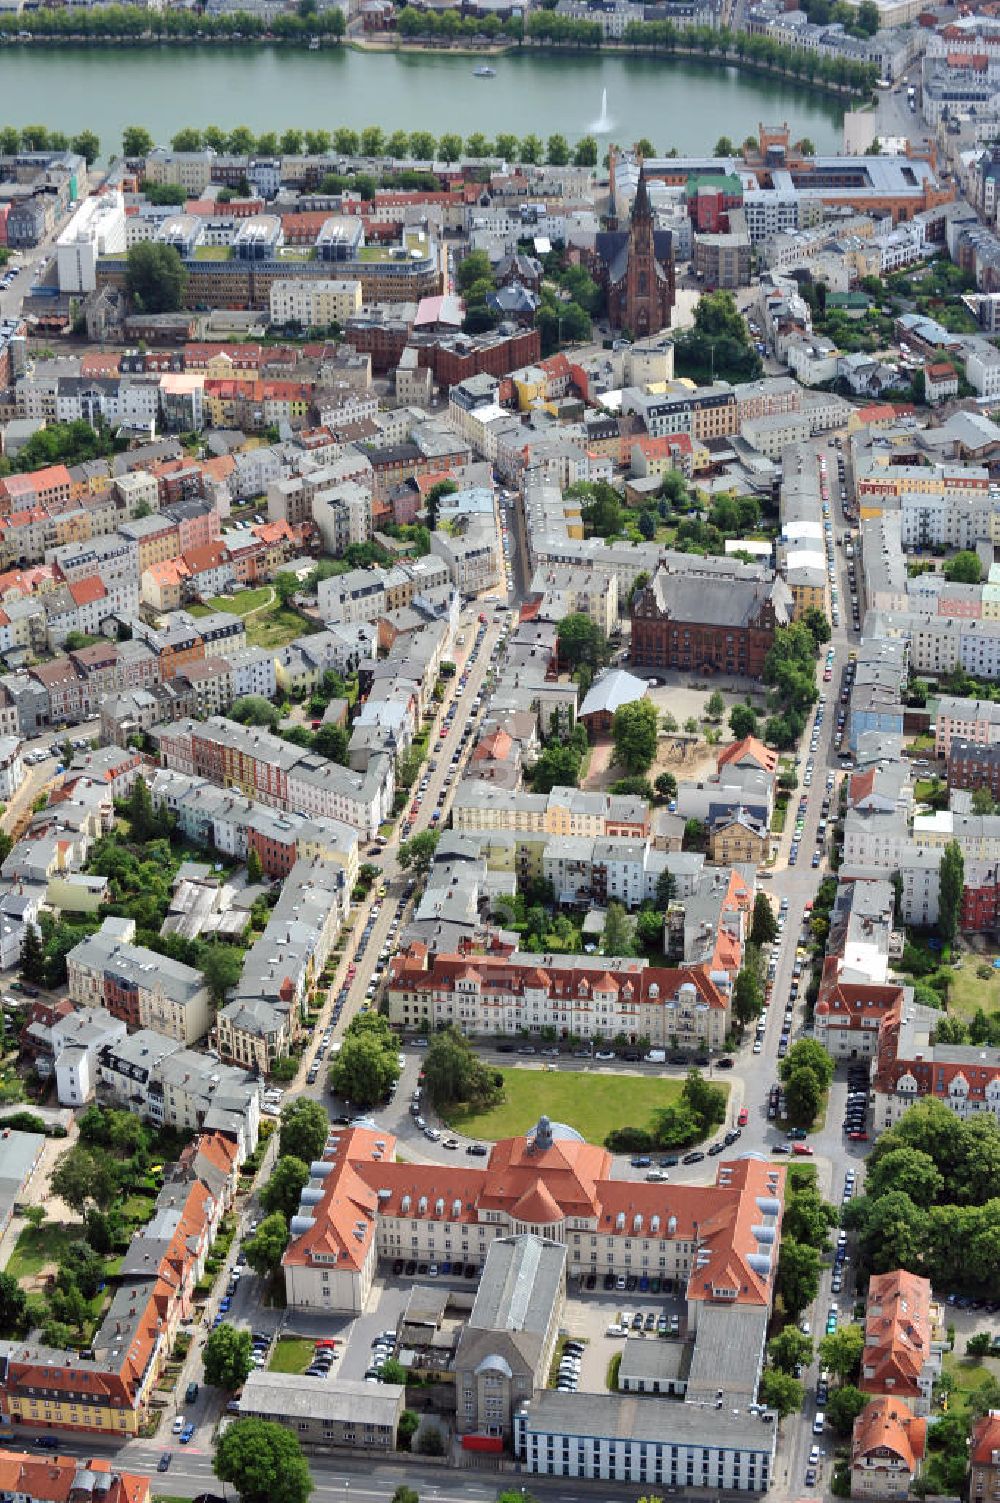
49,1144,118,1216
767,1325,813,1374
243,1213,289,1279
776,1236,821,1319
214,1418,313,1503
602,901,635,957
71,130,100,165
329,1031,399,1107
204,1325,253,1390
261,1156,310,1223
758,1367,804,1418
612,699,658,774
423,1026,503,1111
556,613,609,671
398,830,440,875
279,1098,329,1164
125,241,188,313
819,1324,864,1384
826,1385,868,1438
0,1271,27,1336
122,125,153,158
729,703,759,740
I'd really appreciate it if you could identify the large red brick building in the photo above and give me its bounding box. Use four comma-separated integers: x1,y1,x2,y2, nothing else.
630,563,793,677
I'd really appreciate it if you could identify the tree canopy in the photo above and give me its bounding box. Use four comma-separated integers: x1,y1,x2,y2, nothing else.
556,612,609,671
842,1101,1000,1293
329,1012,401,1108
243,1212,289,1279
279,1098,329,1165
260,1156,310,1223
612,699,659,774
944,550,982,584
125,241,188,313
214,1418,313,1503
422,1026,503,1113
939,839,964,947
204,1325,253,1390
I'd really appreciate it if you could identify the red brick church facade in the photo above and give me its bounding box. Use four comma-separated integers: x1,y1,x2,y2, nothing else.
595,172,675,338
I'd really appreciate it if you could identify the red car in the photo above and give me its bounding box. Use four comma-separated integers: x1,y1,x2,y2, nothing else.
738,1107,749,1127
849,1130,869,1141
792,1142,814,1156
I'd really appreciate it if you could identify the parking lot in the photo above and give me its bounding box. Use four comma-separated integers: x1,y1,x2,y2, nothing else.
335,1281,415,1381
313,1263,693,1399
559,1285,689,1394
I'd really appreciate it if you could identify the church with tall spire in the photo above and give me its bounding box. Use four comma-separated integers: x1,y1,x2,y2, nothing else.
593,168,675,338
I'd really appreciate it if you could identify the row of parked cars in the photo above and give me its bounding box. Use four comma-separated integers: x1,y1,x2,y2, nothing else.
305,1337,340,1379
364,1329,398,1382
844,1062,870,1142
390,1257,478,1279
607,1310,681,1338
554,1339,585,1393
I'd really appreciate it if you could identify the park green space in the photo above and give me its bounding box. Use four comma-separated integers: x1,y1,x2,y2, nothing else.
442,1066,710,1144
947,956,1000,1019
943,1351,1000,1415
188,587,315,649
189,587,272,617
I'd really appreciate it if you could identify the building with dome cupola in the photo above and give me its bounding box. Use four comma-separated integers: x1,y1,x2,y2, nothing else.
281,1116,784,1326
280,1117,784,1487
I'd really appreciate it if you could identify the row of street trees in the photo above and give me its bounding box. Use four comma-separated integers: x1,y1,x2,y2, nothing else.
0,5,343,40
0,124,99,162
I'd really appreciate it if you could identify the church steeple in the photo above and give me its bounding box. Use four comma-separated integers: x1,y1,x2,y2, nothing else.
633,167,652,226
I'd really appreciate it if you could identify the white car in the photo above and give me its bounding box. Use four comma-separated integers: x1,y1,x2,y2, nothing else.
172,1416,185,1434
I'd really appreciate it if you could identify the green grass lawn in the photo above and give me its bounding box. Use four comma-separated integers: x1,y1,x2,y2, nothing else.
205,587,273,617
947,957,1000,1019
441,1067,708,1145
247,605,317,650
268,1336,316,1375
7,1222,85,1282
943,1351,1000,1414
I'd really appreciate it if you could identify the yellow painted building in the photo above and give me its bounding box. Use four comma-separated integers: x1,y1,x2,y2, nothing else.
135,524,182,577
710,815,769,866
512,366,548,413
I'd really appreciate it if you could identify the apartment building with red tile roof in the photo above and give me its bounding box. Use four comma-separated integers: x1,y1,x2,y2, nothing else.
80,352,122,378
386,946,731,1047
861,1270,943,1415
813,957,906,1061
0,465,72,516
872,995,1000,1133
717,736,779,777
0,1127,240,1435
282,1120,785,1322
183,343,260,371
971,1411,1000,1503
67,575,107,610
851,1399,926,1500
0,1450,150,1503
